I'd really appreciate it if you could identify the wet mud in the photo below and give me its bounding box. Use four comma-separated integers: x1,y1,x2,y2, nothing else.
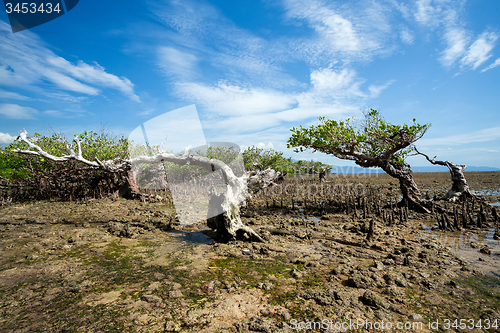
1,172,500,332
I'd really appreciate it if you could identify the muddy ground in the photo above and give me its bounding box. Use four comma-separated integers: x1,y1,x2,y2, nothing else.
1,172,500,332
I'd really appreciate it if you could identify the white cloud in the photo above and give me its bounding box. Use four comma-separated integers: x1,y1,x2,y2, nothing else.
256,142,274,149
44,93,89,103
0,89,30,100
42,70,100,95
0,104,38,119
281,0,393,63
368,80,395,98
158,46,198,79
481,58,500,73
414,0,441,27
0,132,16,148
410,1,499,72
46,57,140,101
285,1,360,51
152,3,301,90
400,26,414,44
461,32,498,70
418,126,500,146
137,108,156,116
0,21,140,102
310,68,360,93
413,0,462,28
43,110,63,117
149,1,396,146
440,27,470,66
175,82,297,116
174,65,377,136
275,103,357,123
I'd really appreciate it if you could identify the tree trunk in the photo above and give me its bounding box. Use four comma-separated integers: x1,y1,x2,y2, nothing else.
205,168,282,242
117,169,143,199
207,187,264,242
442,163,472,201
414,148,474,201
381,161,430,213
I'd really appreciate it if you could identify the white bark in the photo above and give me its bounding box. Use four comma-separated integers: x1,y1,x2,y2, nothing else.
414,147,475,202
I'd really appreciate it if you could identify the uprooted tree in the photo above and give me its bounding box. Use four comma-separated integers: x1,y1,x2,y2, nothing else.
1,130,134,201
287,109,431,213
12,130,283,242
413,147,475,202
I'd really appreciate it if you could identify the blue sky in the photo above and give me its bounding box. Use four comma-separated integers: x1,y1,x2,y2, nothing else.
1,0,499,168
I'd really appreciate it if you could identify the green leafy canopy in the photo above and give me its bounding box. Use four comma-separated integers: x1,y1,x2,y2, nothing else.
287,109,430,167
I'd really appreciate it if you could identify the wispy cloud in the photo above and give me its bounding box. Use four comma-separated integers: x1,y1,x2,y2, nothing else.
0,89,30,100
137,108,156,117
281,0,395,64
46,57,140,101
43,93,89,103
190,69,373,136
400,26,414,44
43,110,63,117
283,0,361,52
157,46,198,79
461,32,498,70
418,126,500,146
368,80,396,98
414,0,442,27
481,58,500,72
310,68,362,95
149,0,393,142
412,1,499,72
0,103,38,119
175,82,297,116
0,21,140,102
152,1,300,90
440,27,470,67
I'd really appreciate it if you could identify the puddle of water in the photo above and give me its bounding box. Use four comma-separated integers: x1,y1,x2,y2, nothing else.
421,223,438,232
171,231,213,244
471,189,500,196
420,223,500,277
289,205,305,212
295,216,321,223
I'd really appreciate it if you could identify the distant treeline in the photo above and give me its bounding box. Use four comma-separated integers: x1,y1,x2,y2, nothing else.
0,132,332,181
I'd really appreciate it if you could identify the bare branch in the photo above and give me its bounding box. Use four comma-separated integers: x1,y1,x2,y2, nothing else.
74,136,83,159
14,130,127,171
413,146,447,167
413,146,474,201
15,130,73,163
252,162,263,171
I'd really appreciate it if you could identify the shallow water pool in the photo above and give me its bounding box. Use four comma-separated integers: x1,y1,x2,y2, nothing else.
420,223,500,278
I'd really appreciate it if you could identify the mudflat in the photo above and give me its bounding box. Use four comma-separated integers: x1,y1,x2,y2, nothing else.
1,172,499,332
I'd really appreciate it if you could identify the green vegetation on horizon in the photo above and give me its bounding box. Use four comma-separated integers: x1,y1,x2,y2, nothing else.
0,132,331,181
